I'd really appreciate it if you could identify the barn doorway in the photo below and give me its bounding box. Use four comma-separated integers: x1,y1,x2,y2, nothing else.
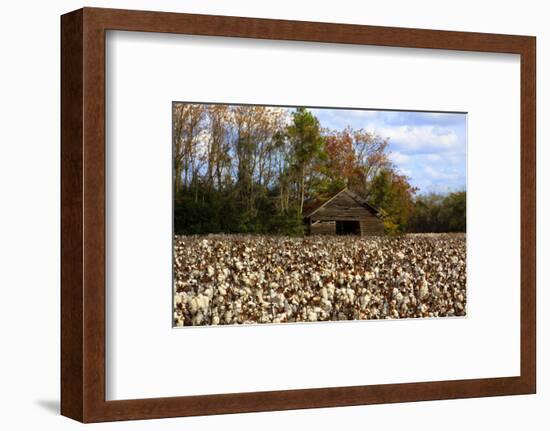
335,220,361,235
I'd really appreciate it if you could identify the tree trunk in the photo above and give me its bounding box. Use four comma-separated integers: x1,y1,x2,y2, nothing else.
299,165,305,216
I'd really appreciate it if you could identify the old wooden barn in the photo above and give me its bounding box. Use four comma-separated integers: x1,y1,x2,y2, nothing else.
303,188,384,236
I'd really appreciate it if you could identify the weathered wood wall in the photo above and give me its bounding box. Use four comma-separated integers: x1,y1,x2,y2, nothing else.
308,191,384,236
309,220,336,235
360,219,384,235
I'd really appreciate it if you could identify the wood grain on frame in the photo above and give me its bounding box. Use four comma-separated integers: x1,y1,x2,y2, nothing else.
61,8,84,422
60,7,536,422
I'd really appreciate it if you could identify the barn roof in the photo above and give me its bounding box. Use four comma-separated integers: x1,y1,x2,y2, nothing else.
302,188,382,218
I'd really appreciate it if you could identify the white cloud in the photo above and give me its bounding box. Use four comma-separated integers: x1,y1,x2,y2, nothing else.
424,166,460,181
374,125,460,154
389,151,410,164
424,153,442,162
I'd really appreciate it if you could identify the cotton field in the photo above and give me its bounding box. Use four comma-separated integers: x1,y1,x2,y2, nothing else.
173,234,466,327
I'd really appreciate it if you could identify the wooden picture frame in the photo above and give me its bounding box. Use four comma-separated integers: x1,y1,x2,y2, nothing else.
61,7,536,423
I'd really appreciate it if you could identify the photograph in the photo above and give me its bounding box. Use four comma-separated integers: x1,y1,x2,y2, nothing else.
172,103,467,327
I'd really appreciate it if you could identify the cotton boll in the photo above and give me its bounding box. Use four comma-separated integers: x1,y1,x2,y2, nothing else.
193,311,204,325
189,296,200,313
419,280,429,300
308,311,318,321
321,299,332,312
395,292,404,304
360,293,371,309
224,310,233,323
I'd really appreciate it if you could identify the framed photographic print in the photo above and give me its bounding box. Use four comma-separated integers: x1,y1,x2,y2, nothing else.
61,7,536,422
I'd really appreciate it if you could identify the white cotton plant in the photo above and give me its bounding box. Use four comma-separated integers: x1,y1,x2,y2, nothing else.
172,233,467,326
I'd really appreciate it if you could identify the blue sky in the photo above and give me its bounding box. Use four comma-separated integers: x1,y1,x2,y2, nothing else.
309,108,467,195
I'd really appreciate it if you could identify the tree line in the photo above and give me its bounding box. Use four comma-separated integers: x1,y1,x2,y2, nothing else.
173,103,465,235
